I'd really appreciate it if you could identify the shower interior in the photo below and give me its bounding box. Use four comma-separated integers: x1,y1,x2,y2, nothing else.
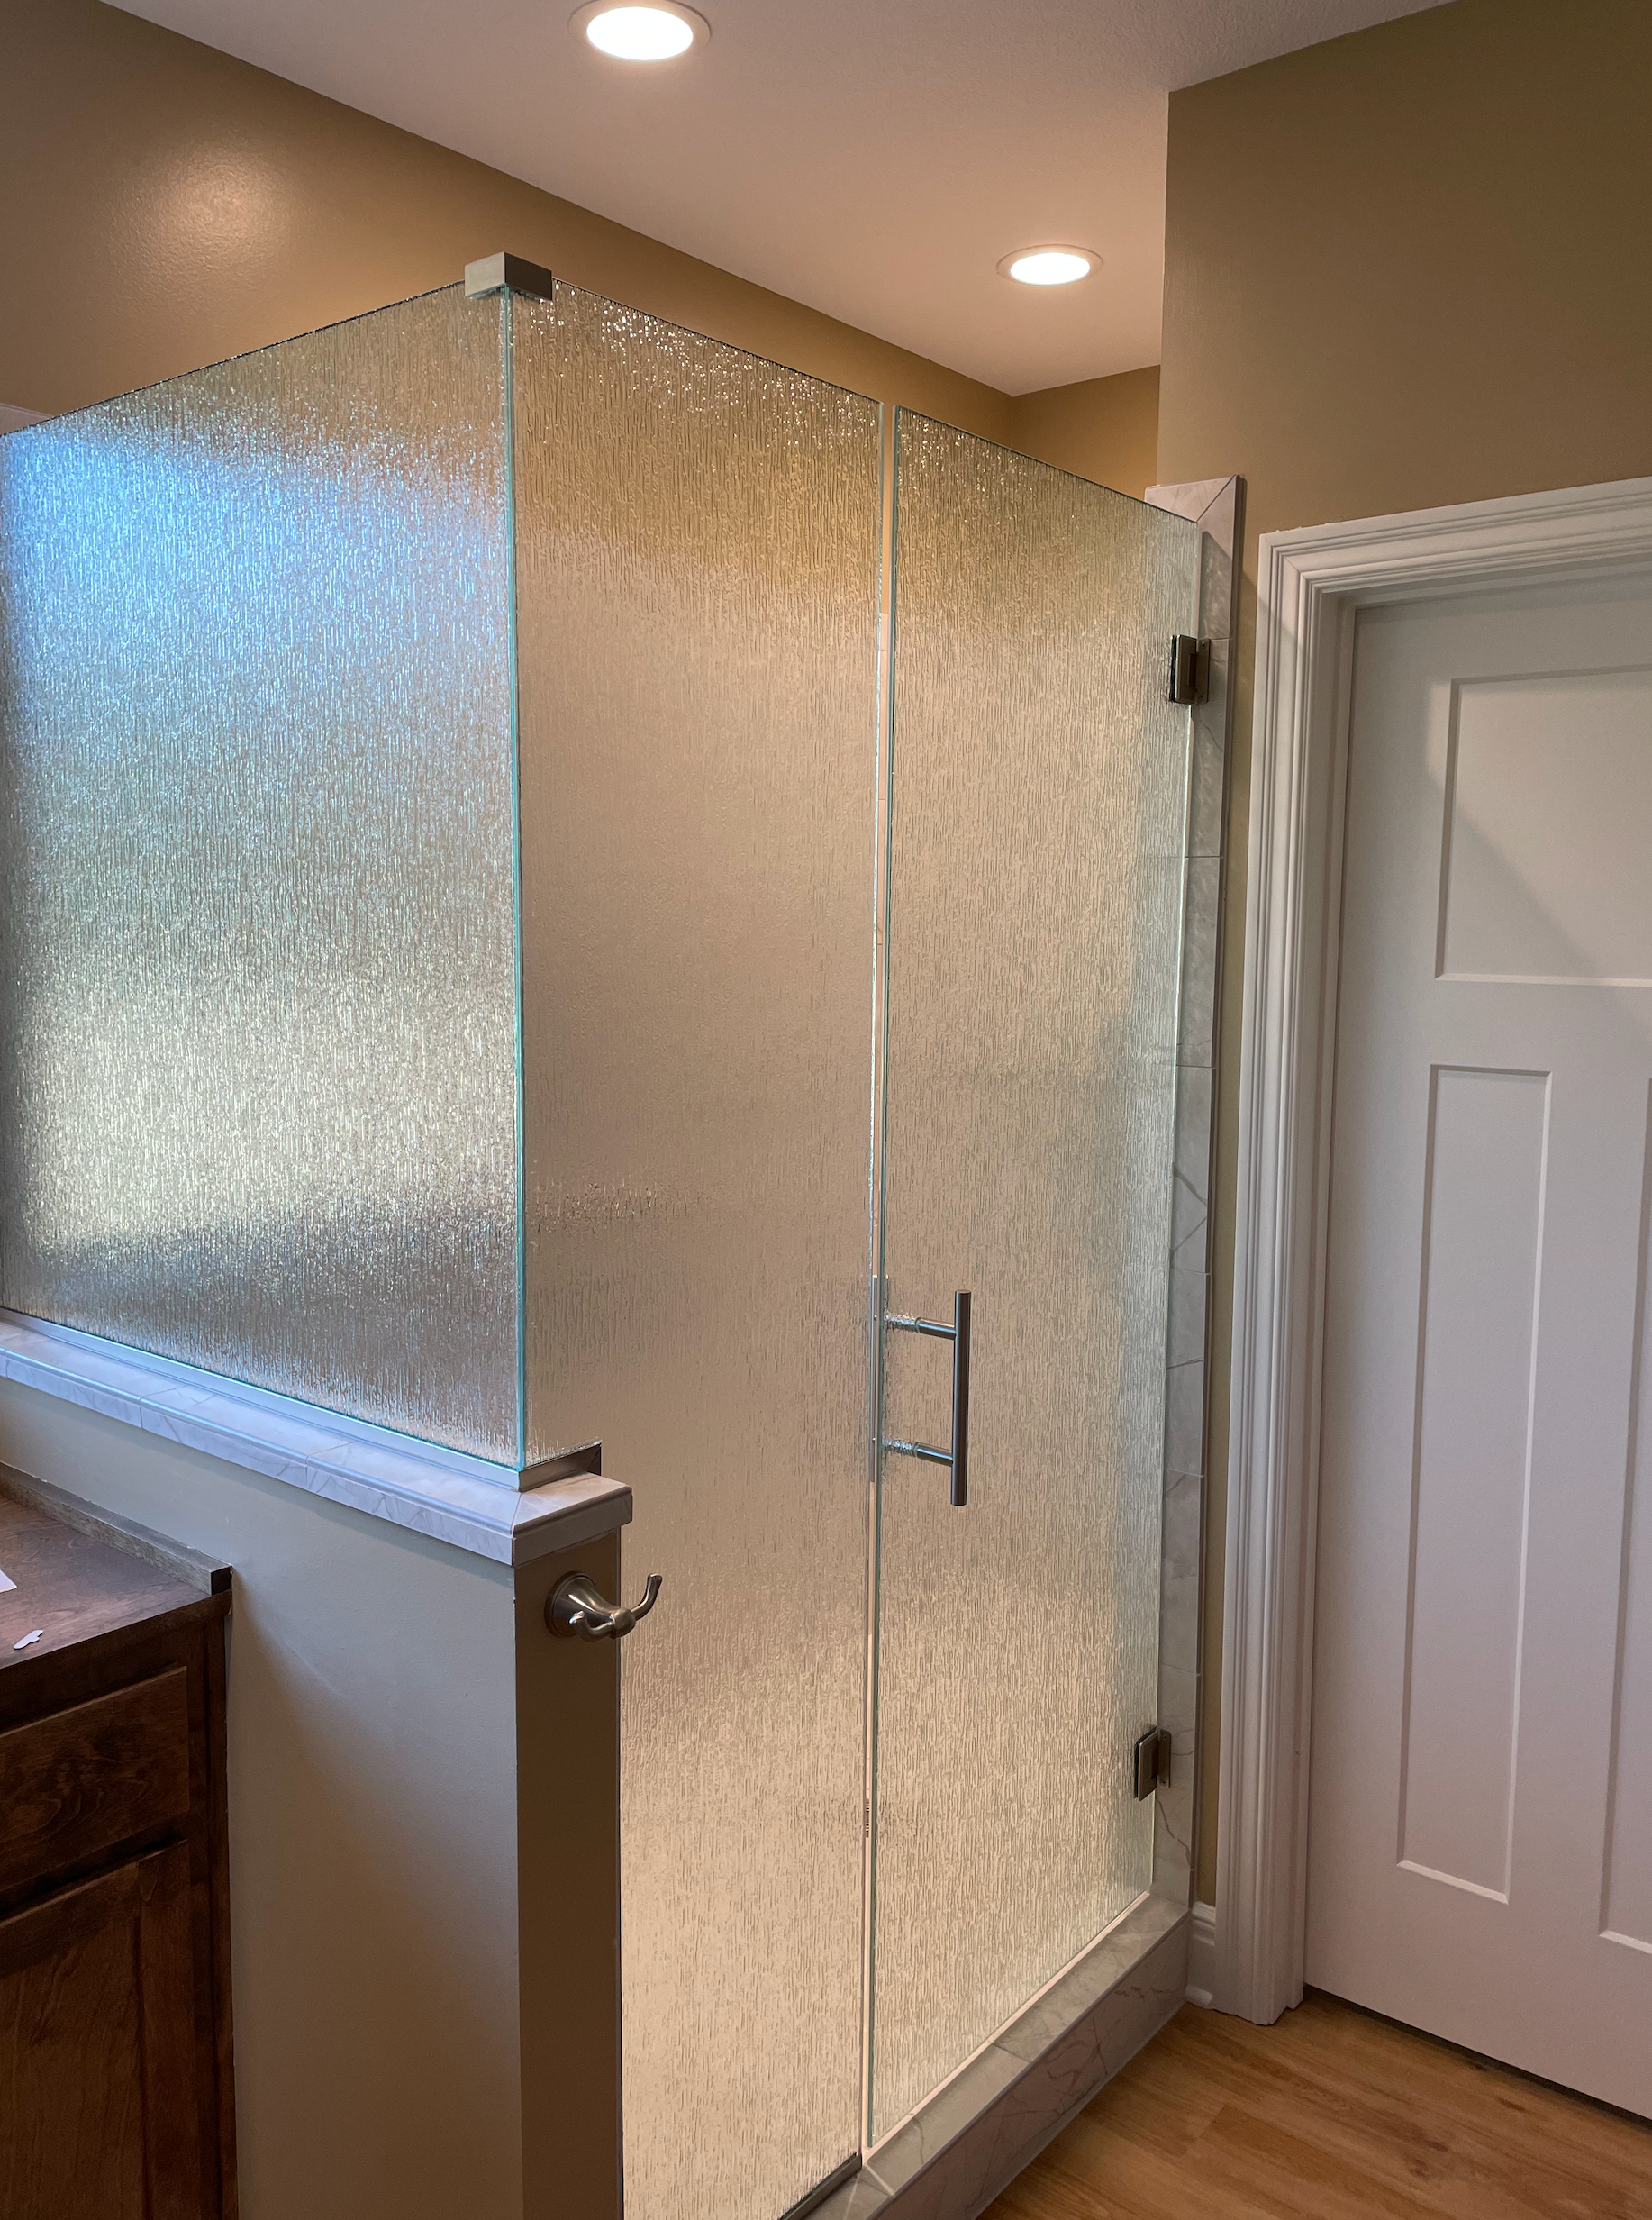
0,262,1226,2220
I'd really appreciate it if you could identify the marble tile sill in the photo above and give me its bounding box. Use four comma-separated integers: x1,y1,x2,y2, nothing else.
0,1308,631,1566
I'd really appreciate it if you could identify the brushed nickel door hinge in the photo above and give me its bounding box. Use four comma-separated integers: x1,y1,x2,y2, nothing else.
1133,1725,1173,1800
1168,634,1212,705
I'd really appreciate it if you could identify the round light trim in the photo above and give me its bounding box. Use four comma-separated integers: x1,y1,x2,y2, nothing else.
572,2,708,59
998,245,1098,287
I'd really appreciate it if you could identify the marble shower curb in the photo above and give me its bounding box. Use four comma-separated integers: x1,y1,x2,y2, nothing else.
815,1897,1189,2220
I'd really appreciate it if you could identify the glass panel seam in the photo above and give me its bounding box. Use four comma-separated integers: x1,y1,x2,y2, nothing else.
503,281,528,1469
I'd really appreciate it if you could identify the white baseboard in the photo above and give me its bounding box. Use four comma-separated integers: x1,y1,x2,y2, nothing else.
1185,1900,1216,2008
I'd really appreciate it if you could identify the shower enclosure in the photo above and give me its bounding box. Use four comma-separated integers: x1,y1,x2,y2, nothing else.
0,260,1221,2220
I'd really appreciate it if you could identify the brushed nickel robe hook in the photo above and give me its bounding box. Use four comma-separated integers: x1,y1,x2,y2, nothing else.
547,1569,663,1641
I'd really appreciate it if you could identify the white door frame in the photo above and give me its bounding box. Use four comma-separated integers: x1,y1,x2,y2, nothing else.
1213,472,1652,2023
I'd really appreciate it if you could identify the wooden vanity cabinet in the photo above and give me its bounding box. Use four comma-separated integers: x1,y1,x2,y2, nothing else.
0,1470,235,2220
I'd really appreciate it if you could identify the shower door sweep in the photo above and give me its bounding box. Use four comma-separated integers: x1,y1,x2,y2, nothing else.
868,414,1199,2143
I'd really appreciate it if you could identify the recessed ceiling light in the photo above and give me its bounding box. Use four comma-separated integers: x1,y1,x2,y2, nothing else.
571,2,708,60
998,246,1099,287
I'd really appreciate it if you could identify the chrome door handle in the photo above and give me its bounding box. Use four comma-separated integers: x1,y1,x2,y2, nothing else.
881,1289,971,1507
547,1570,663,1641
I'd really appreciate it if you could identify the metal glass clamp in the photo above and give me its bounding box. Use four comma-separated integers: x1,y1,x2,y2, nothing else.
1133,1725,1173,1800
1167,633,1212,705
464,250,555,301
881,1290,971,1507
547,1570,663,1641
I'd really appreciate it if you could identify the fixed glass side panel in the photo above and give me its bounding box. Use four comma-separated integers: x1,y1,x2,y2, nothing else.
0,289,522,1459
510,285,881,2220
869,414,1197,2141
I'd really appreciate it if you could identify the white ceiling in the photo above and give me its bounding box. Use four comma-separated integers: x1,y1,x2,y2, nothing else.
115,0,1444,395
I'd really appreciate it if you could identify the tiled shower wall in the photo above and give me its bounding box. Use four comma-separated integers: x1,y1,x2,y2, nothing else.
1148,474,1243,1907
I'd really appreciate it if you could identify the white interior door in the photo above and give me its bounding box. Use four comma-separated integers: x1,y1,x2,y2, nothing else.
1308,569,1652,2115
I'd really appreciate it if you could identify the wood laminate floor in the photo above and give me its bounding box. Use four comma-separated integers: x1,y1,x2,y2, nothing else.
981,1990,1652,2220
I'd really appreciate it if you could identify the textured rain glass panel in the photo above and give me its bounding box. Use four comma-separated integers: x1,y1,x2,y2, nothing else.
0,290,522,1458
511,287,881,2220
869,415,1197,2140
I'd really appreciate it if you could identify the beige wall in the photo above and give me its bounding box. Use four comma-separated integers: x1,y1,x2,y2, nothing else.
2,0,1008,439
516,1533,622,2220
0,1378,529,2217
0,1376,627,2219
1010,367,1161,501
1,3,1185,495
1157,0,1652,1902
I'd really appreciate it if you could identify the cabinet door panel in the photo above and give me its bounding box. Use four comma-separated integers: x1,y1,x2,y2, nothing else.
0,1667,192,1892
0,1843,204,2218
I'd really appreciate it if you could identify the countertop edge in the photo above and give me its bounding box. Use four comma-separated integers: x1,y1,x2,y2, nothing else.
0,1462,232,1594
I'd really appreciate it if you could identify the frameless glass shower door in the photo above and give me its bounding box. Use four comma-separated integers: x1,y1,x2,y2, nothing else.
868,414,1198,2141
